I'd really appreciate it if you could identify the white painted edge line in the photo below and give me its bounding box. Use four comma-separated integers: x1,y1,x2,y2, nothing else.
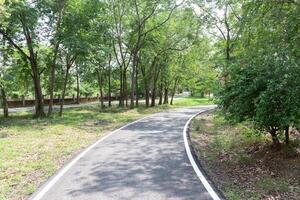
183,109,222,200
31,114,157,200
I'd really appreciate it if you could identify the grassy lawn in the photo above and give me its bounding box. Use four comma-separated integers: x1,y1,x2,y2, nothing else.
171,96,213,107
191,111,300,200
0,97,212,200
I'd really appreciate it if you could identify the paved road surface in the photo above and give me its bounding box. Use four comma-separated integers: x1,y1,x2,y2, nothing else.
29,106,215,200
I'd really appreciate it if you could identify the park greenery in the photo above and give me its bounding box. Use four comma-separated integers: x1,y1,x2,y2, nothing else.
0,0,300,199
0,97,211,200
191,112,300,199
216,1,300,146
0,0,218,118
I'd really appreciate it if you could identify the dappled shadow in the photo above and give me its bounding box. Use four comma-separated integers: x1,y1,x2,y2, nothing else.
39,107,213,200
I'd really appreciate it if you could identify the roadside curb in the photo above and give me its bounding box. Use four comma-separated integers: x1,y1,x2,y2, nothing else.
183,108,226,200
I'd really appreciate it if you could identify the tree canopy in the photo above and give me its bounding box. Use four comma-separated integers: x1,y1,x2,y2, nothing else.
1,0,299,145
0,0,219,117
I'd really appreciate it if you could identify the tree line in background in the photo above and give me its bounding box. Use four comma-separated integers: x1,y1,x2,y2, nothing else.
1,0,299,146
0,0,218,118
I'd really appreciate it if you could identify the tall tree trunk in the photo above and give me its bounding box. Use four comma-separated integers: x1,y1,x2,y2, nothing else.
151,73,159,107
124,69,128,107
163,87,168,104
31,60,45,117
59,65,71,117
158,78,163,105
135,59,139,107
224,3,231,81
1,88,8,118
1,17,45,117
97,69,104,109
150,85,156,107
140,64,149,107
130,54,137,109
285,126,289,145
22,17,45,117
108,57,112,107
158,74,164,105
76,66,80,104
48,5,64,116
48,42,60,116
1,39,9,118
170,78,179,105
145,86,149,107
119,66,124,107
150,61,160,107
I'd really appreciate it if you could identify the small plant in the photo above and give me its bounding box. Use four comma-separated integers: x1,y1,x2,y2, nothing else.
194,123,202,131
225,187,242,200
257,177,289,194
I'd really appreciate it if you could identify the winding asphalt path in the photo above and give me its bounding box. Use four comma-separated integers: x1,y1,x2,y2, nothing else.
29,106,216,200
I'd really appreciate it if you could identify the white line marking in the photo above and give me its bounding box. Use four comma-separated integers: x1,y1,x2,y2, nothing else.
183,108,222,200
32,106,218,200
31,114,157,200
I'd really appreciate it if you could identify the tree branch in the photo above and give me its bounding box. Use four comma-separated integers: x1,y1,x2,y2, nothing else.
142,3,181,36
0,28,30,60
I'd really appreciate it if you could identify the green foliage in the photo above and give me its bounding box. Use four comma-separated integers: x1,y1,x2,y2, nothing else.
225,187,242,200
0,0,219,114
220,56,300,131
217,1,300,143
257,177,289,194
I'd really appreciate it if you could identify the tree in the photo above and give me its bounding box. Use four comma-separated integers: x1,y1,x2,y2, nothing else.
193,0,242,80
219,1,300,146
0,0,220,117
0,1,46,117
57,0,102,116
45,0,67,116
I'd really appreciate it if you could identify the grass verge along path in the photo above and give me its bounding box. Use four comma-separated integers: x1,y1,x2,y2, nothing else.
191,111,300,200
0,97,211,200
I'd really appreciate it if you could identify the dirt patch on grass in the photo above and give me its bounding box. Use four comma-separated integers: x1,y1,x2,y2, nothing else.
191,112,300,200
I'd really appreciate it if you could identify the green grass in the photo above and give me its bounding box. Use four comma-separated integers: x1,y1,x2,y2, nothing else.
172,97,212,107
225,186,242,200
192,113,265,164
257,177,289,194
191,111,300,200
0,96,212,200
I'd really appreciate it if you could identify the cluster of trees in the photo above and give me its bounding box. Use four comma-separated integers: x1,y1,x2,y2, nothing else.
0,0,218,118
5,0,297,148
200,0,300,146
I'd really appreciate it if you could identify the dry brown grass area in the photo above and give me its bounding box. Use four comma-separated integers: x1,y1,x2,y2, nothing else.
191,112,300,200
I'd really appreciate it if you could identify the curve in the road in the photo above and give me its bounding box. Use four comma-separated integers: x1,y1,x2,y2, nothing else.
29,106,220,200
183,110,221,200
